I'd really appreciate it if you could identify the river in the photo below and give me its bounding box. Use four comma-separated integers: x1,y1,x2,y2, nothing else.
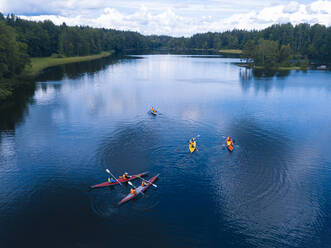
0,55,330,248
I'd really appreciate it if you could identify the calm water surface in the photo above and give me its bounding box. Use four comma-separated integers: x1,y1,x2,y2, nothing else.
0,55,331,248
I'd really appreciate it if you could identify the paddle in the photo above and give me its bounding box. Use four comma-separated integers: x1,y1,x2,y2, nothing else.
127,181,136,188
137,176,157,188
105,169,122,186
190,134,200,142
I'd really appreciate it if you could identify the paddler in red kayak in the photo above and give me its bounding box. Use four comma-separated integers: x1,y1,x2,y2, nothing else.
108,177,116,183
120,172,130,180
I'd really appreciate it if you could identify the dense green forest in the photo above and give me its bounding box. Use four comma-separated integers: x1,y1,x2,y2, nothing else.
0,12,330,101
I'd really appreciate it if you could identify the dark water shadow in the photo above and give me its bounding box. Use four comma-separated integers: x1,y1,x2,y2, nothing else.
0,55,127,135
239,67,331,94
36,55,124,82
239,68,291,93
0,83,36,131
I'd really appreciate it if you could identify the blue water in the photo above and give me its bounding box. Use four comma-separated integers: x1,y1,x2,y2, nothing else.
0,55,331,248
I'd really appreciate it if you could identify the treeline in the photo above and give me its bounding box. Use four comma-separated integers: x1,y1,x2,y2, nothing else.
3,13,330,61
241,39,297,69
4,14,149,57
0,12,330,101
164,23,331,64
0,15,29,101
0,13,150,101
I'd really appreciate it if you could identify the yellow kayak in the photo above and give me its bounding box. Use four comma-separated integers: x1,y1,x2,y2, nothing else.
189,140,196,153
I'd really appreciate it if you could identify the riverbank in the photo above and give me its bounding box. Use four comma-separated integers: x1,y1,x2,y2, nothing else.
1,51,113,103
237,63,308,71
24,51,113,76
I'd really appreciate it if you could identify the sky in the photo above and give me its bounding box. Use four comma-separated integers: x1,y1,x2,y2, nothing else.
0,0,330,36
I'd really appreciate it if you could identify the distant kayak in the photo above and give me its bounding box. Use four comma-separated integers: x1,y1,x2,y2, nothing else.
151,110,157,115
226,137,234,152
118,174,159,205
189,140,197,153
90,172,148,189
150,107,157,115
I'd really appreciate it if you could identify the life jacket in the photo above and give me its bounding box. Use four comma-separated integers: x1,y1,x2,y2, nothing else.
130,188,135,194
123,174,128,179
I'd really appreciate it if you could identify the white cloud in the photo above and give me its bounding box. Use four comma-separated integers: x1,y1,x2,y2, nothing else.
4,0,331,36
283,1,300,13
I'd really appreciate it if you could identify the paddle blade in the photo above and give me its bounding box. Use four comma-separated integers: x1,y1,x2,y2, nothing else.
128,181,135,188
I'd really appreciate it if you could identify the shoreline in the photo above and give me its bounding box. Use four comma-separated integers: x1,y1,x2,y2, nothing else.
0,51,113,103
219,49,242,55
24,51,113,77
236,63,309,71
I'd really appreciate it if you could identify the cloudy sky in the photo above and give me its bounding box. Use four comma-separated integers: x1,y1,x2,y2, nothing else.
0,0,330,36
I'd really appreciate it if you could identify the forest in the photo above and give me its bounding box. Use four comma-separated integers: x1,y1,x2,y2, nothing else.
0,12,330,101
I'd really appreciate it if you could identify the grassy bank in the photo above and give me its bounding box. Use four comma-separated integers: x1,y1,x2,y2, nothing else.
219,49,242,54
24,51,112,76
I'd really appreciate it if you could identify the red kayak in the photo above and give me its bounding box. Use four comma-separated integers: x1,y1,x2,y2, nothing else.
90,172,148,189
118,174,159,205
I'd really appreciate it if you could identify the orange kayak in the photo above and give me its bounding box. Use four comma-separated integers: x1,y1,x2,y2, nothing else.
227,143,234,152
226,139,234,152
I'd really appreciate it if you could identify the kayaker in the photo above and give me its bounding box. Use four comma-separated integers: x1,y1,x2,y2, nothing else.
130,188,136,195
122,172,129,179
141,180,148,187
108,178,116,183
